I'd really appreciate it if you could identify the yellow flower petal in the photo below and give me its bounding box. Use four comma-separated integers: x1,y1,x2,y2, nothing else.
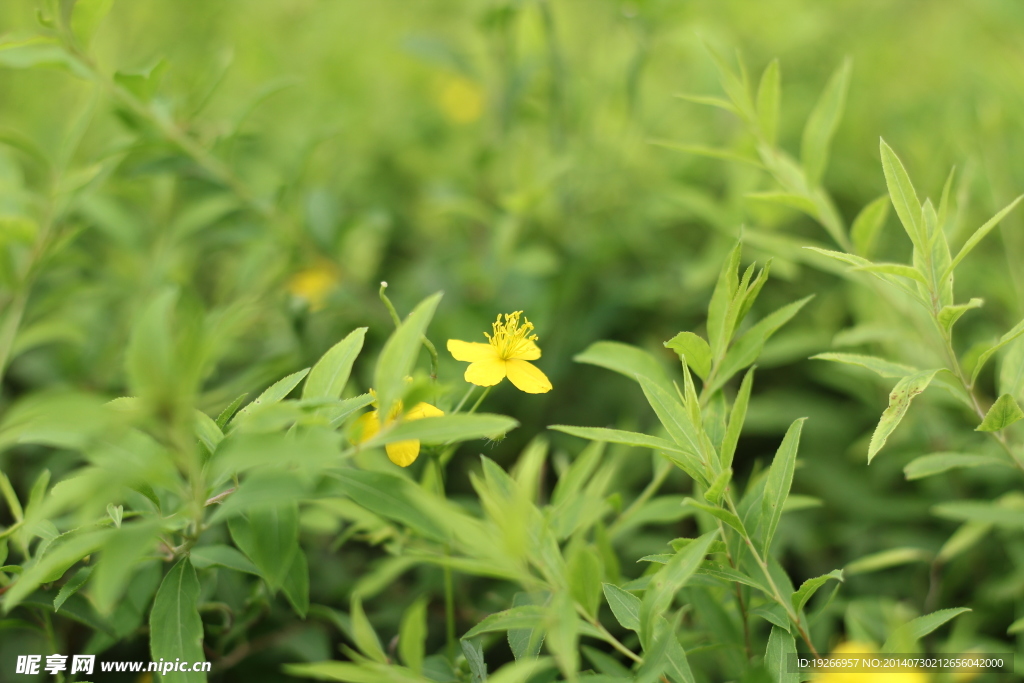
509,339,541,361
505,359,552,393
465,358,507,386
406,402,444,420
352,410,381,443
386,439,421,467
447,339,498,362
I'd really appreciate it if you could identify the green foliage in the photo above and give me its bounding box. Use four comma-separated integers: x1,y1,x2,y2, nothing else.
0,1,1021,681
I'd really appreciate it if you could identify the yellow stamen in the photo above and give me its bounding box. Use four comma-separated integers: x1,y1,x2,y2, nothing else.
484,311,539,360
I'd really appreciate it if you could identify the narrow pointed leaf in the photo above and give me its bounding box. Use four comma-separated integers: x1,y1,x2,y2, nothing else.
880,139,924,249
812,352,916,379
945,195,1024,277
868,370,940,462
802,59,851,185
303,327,367,399
761,418,806,555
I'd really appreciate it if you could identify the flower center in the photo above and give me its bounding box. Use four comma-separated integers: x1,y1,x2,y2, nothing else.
484,311,538,359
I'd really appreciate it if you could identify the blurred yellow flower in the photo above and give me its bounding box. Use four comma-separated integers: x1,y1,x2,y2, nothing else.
814,642,929,683
447,311,552,394
288,262,339,311
436,75,484,124
352,391,443,467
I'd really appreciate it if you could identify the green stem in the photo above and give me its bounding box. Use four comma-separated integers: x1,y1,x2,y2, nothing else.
443,548,457,663
468,386,491,414
723,494,820,658
0,289,28,380
452,385,476,413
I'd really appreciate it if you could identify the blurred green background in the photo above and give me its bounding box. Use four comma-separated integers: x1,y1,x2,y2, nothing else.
2,0,1024,678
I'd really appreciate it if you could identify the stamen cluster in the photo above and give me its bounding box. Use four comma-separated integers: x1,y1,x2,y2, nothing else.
484,311,538,360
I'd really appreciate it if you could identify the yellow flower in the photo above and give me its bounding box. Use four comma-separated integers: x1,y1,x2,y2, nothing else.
288,262,340,311
435,74,484,124
352,392,444,467
814,642,929,683
447,311,552,394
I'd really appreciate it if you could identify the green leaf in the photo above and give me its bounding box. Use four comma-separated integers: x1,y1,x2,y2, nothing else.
0,470,23,522
0,37,86,76
303,328,367,400
150,559,206,683
971,317,1024,386
664,332,712,381
329,470,448,541
568,543,602,617
937,298,984,334
999,338,1024,402
851,262,928,285
54,566,92,612
746,192,819,219
791,569,843,613
1009,617,1024,635
282,548,310,618
362,413,517,448
705,43,756,119
879,139,925,250
811,352,916,379
932,496,1024,528
711,296,813,394
761,418,806,555
545,592,580,678
231,368,310,426
675,93,739,114
756,59,780,145
698,564,771,594
283,662,419,683
868,369,940,462
464,605,546,638
683,498,746,534
549,425,687,454
703,468,732,505
765,626,799,683
91,521,161,615
720,367,754,470
707,242,743,360
882,608,970,653
508,593,545,661
904,452,1010,480
602,583,641,631
635,375,704,472
461,639,487,683
845,547,931,575
945,195,1024,278
3,529,110,610
639,530,718,646
215,393,249,430
189,545,260,575
574,340,675,397
351,596,387,663
802,59,851,186
851,195,890,257
937,522,992,563
227,504,299,591
373,292,442,417
399,598,428,674
976,394,1024,432
649,140,765,169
